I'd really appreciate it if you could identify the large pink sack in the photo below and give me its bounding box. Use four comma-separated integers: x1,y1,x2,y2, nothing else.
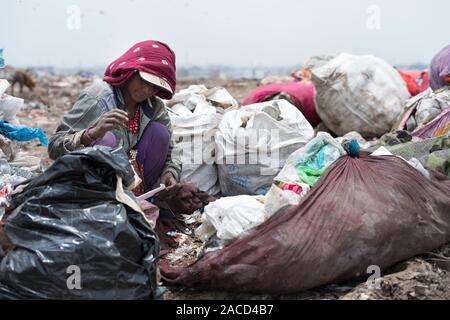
160,154,450,294
242,82,321,127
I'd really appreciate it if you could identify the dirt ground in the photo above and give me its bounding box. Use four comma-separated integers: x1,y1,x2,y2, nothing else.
7,74,450,300
157,248,450,300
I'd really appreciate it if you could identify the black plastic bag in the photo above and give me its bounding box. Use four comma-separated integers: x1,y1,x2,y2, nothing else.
0,146,159,299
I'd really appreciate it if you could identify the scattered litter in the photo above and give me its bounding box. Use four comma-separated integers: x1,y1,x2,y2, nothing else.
380,130,413,146
0,135,17,161
0,94,24,126
371,146,393,157
395,87,450,138
196,195,266,241
0,184,12,219
341,258,450,300
335,131,375,150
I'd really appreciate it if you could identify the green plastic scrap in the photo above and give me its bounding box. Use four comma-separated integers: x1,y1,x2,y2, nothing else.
295,142,341,186
296,165,326,186
386,136,447,160
425,149,450,176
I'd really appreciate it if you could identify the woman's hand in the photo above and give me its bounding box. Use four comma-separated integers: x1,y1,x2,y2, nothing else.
90,110,129,139
158,172,179,199
161,172,177,187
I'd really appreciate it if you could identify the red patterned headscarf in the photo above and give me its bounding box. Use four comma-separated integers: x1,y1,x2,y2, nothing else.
104,40,176,99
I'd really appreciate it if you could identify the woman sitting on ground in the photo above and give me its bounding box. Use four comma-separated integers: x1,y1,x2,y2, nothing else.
48,40,181,192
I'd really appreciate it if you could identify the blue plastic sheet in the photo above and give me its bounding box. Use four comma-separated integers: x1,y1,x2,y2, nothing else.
0,48,4,68
0,121,48,146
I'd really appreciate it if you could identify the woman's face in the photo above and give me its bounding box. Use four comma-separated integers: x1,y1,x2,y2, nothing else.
126,72,160,103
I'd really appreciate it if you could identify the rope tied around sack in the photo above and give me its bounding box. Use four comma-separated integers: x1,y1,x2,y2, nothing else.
342,139,360,157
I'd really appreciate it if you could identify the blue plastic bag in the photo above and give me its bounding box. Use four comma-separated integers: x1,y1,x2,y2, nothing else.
0,120,48,146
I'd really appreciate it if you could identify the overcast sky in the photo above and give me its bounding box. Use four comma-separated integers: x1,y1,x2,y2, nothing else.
1,0,449,69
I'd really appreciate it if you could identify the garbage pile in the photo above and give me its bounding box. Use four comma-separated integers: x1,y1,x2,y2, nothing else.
0,68,50,219
156,47,450,298
159,150,450,295
0,44,449,300
392,45,450,141
1,66,101,151
395,88,450,139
